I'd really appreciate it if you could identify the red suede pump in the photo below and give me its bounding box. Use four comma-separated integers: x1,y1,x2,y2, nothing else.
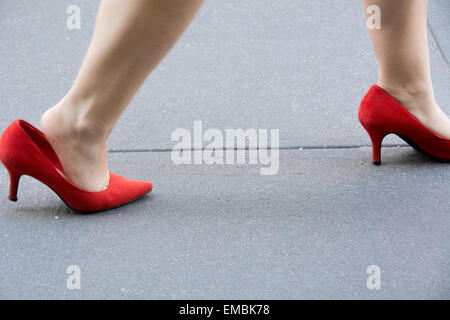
0,119,152,213
359,84,450,164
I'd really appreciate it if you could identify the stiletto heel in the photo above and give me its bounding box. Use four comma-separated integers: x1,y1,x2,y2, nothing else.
361,125,389,165
366,129,386,165
0,119,152,213
359,84,450,164
7,168,21,202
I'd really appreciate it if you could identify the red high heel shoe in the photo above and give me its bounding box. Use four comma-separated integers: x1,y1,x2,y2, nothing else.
359,84,450,165
0,119,152,213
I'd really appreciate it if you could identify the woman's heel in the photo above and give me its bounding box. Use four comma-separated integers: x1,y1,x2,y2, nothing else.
7,168,22,201
365,127,389,165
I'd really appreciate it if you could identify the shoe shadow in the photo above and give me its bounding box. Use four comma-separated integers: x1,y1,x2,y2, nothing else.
11,193,154,217
374,146,450,167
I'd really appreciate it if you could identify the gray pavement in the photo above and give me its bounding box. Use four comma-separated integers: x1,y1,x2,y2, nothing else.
0,1,449,299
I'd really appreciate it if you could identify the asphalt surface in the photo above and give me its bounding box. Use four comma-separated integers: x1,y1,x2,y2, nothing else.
0,0,449,299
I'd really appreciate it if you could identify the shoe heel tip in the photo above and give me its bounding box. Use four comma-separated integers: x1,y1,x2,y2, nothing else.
373,161,381,166
8,196,17,202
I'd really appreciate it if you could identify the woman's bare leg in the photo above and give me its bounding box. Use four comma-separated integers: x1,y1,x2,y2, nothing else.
40,0,203,191
363,0,450,138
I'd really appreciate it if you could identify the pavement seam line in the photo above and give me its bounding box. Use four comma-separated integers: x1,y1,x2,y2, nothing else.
108,144,409,153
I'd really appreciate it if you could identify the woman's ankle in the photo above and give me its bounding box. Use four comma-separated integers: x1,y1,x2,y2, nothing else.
377,78,450,138
41,96,111,145
40,97,111,191
377,78,437,115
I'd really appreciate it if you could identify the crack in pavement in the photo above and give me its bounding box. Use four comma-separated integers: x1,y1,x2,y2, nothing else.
428,23,450,77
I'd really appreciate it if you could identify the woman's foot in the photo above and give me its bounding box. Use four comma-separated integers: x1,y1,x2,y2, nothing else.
40,98,110,192
378,81,450,139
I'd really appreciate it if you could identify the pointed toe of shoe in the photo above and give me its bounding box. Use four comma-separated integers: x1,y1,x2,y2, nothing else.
71,174,153,213
113,174,153,203
132,179,153,197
